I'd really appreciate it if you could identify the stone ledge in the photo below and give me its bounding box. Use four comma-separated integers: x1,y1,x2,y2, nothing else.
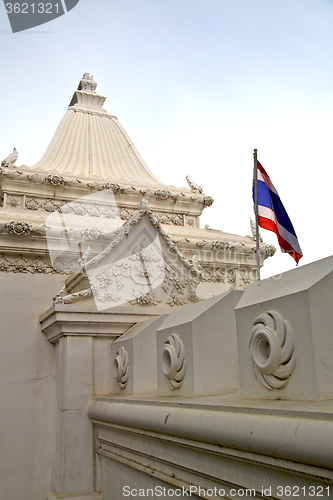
40,304,167,343
46,492,103,500
88,398,333,470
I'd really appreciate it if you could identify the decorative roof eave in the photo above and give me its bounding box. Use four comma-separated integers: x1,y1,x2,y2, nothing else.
9,164,214,205
1,73,215,212
0,165,213,212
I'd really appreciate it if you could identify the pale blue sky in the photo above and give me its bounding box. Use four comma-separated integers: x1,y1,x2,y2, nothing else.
1,0,333,278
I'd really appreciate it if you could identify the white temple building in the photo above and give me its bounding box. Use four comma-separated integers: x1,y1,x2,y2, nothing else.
1,74,332,500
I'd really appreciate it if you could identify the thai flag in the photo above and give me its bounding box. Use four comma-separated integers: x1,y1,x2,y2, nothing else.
254,161,303,265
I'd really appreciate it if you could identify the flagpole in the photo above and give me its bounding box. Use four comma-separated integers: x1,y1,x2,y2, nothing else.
253,149,260,281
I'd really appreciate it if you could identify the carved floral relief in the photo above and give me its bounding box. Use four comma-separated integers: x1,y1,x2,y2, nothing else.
0,253,63,274
89,237,166,306
6,195,23,209
5,220,32,236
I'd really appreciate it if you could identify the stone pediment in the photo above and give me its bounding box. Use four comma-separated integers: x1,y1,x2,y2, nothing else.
53,199,201,309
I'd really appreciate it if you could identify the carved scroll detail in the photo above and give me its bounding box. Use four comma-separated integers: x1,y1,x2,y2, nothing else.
249,311,296,390
113,347,129,389
162,334,186,389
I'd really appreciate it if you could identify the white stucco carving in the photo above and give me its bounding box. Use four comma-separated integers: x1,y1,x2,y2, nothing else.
70,199,202,309
27,172,81,187
203,195,214,207
0,166,22,178
78,73,97,93
186,174,203,194
87,181,135,193
1,148,18,168
249,217,263,242
2,220,49,236
162,333,186,389
0,253,59,274
113,347,129,389
249,311,296,390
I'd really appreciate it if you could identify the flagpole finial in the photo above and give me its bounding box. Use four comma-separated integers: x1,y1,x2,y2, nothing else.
253,149,260,280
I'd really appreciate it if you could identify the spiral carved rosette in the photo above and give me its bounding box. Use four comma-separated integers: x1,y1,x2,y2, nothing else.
162,334,186,389
249,311,296,390
113,347,129,389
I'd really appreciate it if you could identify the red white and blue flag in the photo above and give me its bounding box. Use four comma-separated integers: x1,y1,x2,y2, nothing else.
253,161,302,265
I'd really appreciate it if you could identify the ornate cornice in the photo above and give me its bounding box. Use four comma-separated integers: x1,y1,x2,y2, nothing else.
53,287,93,304
0,220,49,236
0,166,22,179
0,253,68,274
27,173,81,187
68,106,117,120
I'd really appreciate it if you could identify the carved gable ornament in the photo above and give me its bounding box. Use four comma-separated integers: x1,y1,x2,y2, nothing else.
54,199,201,309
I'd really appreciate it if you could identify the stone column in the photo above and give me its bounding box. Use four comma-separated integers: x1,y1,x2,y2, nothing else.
40,303,159,500
53,335,96,497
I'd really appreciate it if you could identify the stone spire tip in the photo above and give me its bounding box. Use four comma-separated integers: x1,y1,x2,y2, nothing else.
77,73,97,93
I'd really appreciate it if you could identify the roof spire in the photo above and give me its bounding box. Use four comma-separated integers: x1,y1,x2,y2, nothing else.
31,73,168,186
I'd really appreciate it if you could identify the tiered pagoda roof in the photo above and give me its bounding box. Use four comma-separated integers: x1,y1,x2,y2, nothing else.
0,73,275,292
32,73,174,188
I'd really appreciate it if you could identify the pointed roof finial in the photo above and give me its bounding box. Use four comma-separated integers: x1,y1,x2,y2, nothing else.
137,198,150,211
77,73,97,93
69,73,104,108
